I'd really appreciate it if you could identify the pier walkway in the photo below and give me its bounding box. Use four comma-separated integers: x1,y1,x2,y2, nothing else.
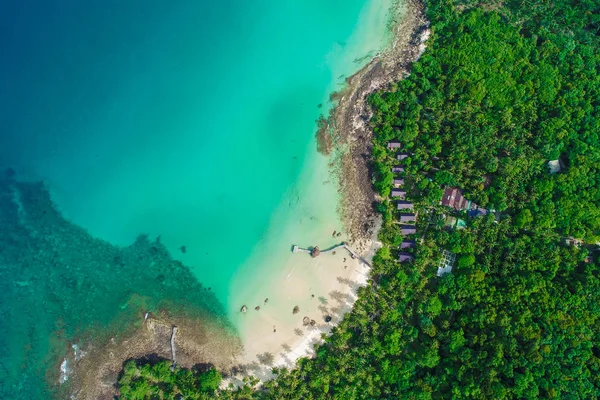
170,326,178,368
292,242,371,268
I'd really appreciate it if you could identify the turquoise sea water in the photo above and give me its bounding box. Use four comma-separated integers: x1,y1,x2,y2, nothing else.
0,178,236,398
0,0,394,397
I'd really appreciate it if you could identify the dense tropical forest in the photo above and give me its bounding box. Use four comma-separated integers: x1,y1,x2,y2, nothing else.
117,360,223,399
117,0,600,398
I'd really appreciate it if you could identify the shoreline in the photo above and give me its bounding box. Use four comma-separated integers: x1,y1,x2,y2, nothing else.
61,1,430,396
222,240,379,387
64,310,242,400
331,0,429,254
226,0,429,385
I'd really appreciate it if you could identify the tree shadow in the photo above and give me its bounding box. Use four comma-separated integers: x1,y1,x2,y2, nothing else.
191,362,215,373
256,352,275,366
241,361,275,382
336,276,357,288
329,290,352,304
293,328,304,337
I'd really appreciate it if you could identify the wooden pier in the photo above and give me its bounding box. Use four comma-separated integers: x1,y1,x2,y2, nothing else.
292,242,371,268
170,326,178,369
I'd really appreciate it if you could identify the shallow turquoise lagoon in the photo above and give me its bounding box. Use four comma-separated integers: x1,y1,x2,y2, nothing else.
0,0,394,397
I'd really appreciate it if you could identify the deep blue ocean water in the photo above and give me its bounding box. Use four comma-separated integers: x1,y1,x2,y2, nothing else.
0,0,393,397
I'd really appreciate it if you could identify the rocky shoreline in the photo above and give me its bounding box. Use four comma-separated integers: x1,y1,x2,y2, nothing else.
64,310,242,400
327,0,429,253
222,0,431,386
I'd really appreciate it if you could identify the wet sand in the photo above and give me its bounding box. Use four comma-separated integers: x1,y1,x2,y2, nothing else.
63,1,430,395
225,0,429,384
226,240,379,384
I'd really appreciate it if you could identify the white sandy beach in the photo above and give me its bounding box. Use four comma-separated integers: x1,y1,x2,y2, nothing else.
224,0,427,384
227,234,379,383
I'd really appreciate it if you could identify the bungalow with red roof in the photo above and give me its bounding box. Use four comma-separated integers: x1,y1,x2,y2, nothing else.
440,187,477,211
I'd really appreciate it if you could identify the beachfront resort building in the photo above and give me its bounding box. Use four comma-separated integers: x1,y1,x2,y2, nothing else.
440,187,489,216
399,213,416,223
393,178,404,187
400,240,416,249
387,140,402,149
437,250,456,276
392,166,405,173
397,201,413,210
400,225,417,235
397,153,410,161
391,189,406,198
398,252,414,263
441,187,470,210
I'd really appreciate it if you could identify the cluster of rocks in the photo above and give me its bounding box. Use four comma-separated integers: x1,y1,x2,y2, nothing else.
240,298,269,313
239,300,332,332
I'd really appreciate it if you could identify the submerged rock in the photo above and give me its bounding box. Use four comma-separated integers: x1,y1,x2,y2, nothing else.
5,167,16,179
293,306,300,314
255,306,260,311
264,298,269,304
